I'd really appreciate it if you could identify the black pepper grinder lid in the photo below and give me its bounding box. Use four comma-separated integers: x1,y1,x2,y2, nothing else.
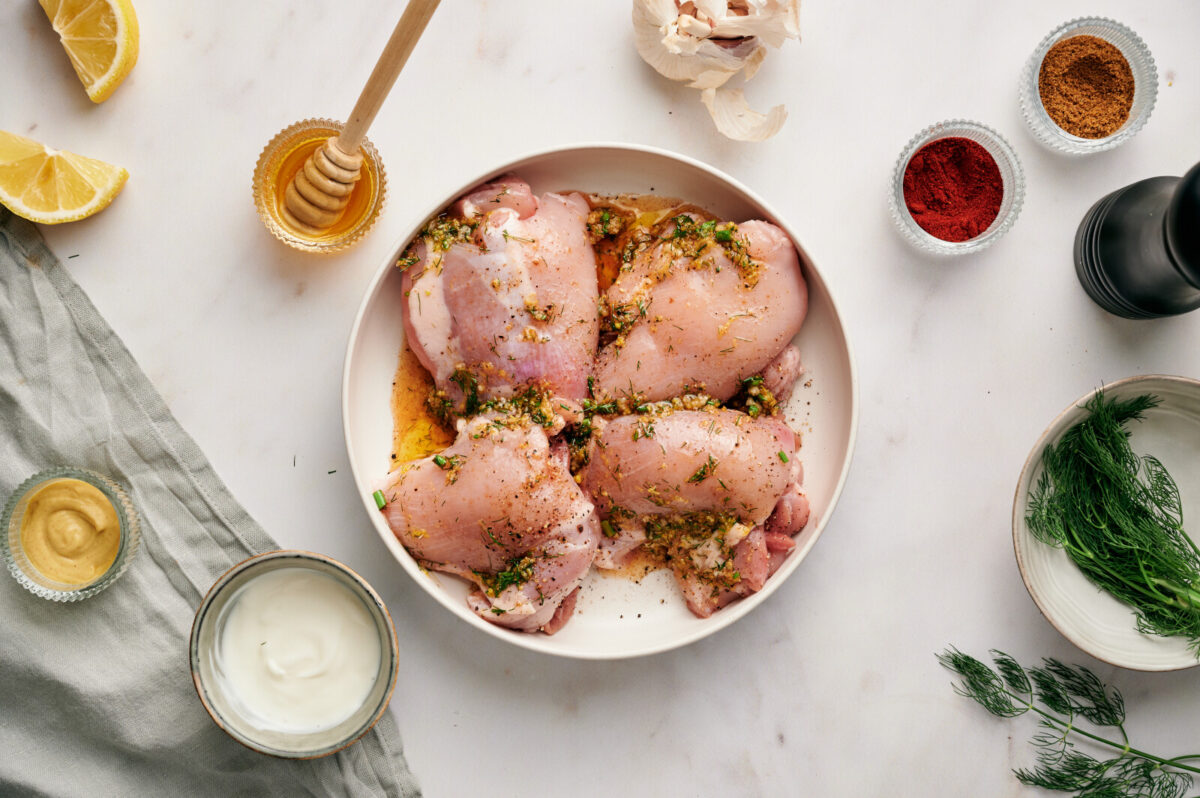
1166,160,1200,288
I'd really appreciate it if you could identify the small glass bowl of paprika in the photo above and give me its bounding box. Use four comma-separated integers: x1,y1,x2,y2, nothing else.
890,119,1025,256
1019,18,1157,156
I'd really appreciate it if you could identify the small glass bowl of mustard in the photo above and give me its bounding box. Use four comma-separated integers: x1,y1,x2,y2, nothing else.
2,467,141,602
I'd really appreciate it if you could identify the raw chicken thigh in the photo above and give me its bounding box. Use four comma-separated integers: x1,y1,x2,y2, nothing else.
579,408,810,617
593,217,807,403
582,409,796,526
381,414,600,633
401,176,599,409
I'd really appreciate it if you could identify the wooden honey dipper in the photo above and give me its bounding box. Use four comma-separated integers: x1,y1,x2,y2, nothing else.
282,0,441,233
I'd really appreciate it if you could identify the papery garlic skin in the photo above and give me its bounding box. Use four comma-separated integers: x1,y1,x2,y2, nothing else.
701,87,787,142
633,0,800,141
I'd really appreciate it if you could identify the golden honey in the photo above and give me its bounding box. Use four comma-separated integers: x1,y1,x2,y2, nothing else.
253,118,386,254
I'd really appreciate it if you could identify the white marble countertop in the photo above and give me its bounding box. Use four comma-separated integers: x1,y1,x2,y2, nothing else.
7,1,1200,795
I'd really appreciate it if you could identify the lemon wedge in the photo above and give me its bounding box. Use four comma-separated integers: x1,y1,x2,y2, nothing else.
0,131,128,224
39,0,140,103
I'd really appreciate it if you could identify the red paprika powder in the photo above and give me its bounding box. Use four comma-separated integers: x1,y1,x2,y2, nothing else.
902,137,1003,242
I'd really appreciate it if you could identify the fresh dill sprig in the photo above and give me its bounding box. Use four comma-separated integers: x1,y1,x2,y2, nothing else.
1027,391,1200,652
938,648,1200,798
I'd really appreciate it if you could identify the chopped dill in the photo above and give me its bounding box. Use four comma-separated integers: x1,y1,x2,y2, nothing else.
687,455,718,484
432,453,466,484
501,230,535,245
727,373,779,418
477,554,537,598
633,420,655,441
449,368,482,416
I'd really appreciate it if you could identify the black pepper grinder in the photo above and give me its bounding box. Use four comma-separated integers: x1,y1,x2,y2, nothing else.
1075,160,1200,319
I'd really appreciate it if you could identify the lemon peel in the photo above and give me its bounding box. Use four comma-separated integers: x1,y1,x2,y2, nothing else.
0,131,129,224
39,0,140,103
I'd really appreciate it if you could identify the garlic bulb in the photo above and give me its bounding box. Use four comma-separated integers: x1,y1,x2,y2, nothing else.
633,0,800,141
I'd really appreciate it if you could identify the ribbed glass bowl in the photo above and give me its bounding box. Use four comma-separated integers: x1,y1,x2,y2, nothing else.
2,467,141,602
1019,17,1157,156
252,118,387,254
889,120,1025,256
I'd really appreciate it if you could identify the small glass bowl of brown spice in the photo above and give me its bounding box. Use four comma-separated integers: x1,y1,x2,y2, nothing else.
1020,17,1157,155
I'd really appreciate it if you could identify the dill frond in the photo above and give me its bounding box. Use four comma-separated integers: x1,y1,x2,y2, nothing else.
938,649,1200,798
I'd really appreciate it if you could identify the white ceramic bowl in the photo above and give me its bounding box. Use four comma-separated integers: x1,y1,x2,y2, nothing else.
1013,375,1200,671
343,143,858,659
190,550,399,757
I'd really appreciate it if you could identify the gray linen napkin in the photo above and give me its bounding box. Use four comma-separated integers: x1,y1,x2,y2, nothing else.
0,209,421,798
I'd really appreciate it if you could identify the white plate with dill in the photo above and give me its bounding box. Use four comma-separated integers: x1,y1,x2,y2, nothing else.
1013,374,1200,671
342,143,857,659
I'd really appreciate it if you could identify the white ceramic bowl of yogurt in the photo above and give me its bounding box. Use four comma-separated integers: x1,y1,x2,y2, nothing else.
342,142,858,659
189,550,399,758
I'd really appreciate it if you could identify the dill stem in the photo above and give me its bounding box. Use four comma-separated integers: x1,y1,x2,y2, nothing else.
1154,578,1200,609
1071,538,1175,605
1014,699,1200,775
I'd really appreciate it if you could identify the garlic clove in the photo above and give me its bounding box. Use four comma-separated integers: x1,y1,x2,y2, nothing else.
693,0,729,20
677,14,712,38
700,87,787,142
712,8,799,48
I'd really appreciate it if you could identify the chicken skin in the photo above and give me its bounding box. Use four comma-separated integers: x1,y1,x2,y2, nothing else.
593,217,807,403
401,176,599,410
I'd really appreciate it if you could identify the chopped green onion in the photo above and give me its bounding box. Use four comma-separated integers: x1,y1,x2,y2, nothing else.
715,228,734,243
778,451,789,463
372,490,386,509
601,520,617,538
433,454,448,468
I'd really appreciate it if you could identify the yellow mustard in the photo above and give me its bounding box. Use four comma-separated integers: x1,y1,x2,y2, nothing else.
20,478,120,585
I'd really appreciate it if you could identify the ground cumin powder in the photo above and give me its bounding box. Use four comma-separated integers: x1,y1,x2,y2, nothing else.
1038,35,1135,139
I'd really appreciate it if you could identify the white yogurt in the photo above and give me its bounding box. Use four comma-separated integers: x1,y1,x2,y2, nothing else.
215,568,382,733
